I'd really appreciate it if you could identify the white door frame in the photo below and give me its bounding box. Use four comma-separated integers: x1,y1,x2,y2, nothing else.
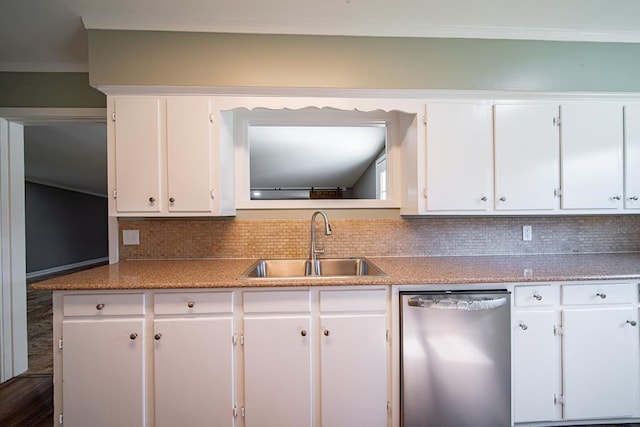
0,107,107,383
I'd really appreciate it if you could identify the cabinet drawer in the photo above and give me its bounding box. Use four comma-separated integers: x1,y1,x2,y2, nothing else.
63,293,145,317
514,285,554,307
243,290,310,313
562,283,632,305
154,291,233,315
320,289,387,313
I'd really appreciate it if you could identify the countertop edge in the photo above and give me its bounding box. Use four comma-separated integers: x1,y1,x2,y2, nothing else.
29,254,640,291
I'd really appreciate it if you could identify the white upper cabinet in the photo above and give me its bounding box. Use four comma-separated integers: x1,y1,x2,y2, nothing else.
494,104,560,211
166,97,215,214
424,103,493,211
109,96,235,217
624,105,640,209
113,97,163,213
560,103,624,210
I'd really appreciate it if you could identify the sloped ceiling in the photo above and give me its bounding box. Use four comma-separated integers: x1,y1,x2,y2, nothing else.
24,124,107,197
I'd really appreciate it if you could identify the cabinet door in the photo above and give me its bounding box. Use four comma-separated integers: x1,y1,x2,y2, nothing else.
562,307,639,420
320,314,388,427
243,316,312,427
624,105,640,208
494,104,560,210
512,310,559,423
62,319,145,427
154,317,234,427
560,104,624,209
166,97,214,213
424,103,493,211
114,97,163,213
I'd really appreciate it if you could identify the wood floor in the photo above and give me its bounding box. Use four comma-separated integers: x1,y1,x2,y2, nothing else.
2,280,640,427
0,374,53,427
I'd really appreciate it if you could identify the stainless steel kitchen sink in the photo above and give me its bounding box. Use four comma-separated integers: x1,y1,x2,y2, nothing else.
239,258,385,279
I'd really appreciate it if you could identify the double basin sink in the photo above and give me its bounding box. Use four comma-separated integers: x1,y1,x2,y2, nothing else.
240,257,385,279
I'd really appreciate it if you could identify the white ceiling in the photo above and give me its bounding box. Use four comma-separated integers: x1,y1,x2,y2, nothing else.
3,0,640,72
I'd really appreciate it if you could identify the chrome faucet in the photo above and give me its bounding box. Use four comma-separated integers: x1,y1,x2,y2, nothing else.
310,211,332,275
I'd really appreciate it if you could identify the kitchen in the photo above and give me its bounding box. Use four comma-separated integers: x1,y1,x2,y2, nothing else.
3,1,640,426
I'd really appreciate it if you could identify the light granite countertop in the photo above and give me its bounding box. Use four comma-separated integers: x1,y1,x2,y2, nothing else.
30,253,640,291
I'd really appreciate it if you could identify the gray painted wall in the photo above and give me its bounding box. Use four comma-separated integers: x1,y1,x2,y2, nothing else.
89,30,640,92
25,182,108,273
0,72,105,108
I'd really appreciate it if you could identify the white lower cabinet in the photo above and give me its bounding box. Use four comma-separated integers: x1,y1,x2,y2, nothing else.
562,286,640,420
513,282,640,425
242,290,312,427
54,287,390,427
153,292,235,427
513,309,559,423
241,288,390,427
319,289,389,427
512,285,560,424
61,294,146,427
243,315,312,426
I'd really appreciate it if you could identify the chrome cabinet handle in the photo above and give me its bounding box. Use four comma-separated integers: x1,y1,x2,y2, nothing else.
627,320,637,326
154,333,163,340
533,293,543,301
96,303,105,310
129,333,138,340
148,197,156,203
323,329,330,337
629,196,639,201
169,197,175,203
518,322,528,330
480,196,488,202
499,197,506,202
612,196,621,201
300,330,307,337
596,293,607,299
187,301,195,308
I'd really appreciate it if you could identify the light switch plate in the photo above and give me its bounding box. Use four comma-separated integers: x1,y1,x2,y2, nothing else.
522,225,532,241
123,229,140,245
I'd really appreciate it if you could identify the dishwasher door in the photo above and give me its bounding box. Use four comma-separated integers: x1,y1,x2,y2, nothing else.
400,291,511,427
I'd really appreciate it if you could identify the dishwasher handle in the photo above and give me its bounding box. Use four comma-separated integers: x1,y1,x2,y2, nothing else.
407,295,508,311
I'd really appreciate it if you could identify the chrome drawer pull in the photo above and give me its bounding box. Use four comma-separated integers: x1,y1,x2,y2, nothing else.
627,320,637,327
596,293,607,299
96,303,105,310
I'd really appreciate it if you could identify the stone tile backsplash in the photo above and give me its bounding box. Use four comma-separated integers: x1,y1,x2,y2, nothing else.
118,215,640,260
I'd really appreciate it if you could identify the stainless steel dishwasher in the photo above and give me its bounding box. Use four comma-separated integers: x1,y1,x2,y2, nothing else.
400,290,511,427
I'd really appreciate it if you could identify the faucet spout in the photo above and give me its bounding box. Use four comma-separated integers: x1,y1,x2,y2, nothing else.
310,211,332,275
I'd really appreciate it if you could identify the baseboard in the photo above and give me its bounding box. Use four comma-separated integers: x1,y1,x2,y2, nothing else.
26,257,109,280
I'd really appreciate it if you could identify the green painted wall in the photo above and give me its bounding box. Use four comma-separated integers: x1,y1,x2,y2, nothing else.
88,30,640,92
0,72,105,108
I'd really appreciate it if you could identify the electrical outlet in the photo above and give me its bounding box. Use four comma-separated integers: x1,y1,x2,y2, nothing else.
123,230,140,245
522,225,532,241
